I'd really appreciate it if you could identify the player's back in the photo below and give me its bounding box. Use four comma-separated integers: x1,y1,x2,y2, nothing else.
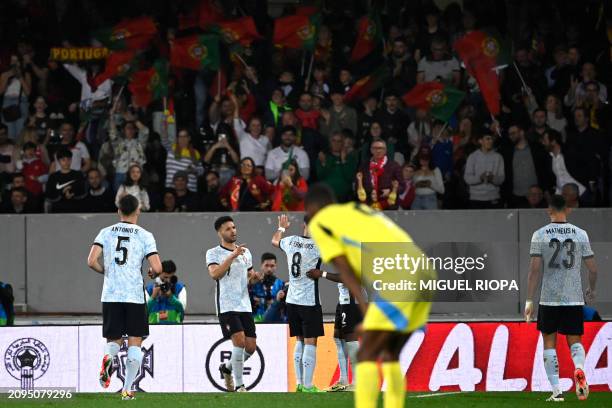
94,222,157,304
280,235,321,306
530,222,593,306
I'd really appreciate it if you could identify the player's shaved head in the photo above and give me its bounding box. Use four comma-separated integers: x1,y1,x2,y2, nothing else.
304,183,336,221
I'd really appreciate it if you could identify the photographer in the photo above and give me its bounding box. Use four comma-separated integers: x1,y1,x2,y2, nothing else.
249,253,285,321
0,281,15,326
262,282,289,323
0,55,32,140
145,260,187,324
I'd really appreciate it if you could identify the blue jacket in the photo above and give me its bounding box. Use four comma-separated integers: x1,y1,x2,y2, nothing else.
250,277,284,317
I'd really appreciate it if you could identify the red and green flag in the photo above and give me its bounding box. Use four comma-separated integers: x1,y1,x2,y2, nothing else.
198,0,224,29
93,50,139,86
453,30,508,116
94,16,157,50
295,6,318,16
129,60,168,107
344,65,391,102
170,35,220,71
273,13,320,51
402,82,465,122
211,17,262,47
350,10,383,62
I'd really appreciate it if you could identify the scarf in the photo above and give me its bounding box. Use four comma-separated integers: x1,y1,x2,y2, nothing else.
295,109,320,130
229,178,242,211
369,156,387,193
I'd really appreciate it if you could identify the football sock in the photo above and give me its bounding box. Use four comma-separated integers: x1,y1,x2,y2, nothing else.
123,346,143,392
356,361,379,408
570,343,586,371
334,338,348,385
302,344,317,388
225,349,253,371
231,346,245,387
382,362,405,408
104,342,120,358
543,348,561,395
345,341,360,384
294,341,304,385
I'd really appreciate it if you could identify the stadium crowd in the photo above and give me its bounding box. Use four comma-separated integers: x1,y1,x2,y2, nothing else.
0,0,610,213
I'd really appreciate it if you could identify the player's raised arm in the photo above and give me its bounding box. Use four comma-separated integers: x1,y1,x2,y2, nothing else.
271,214,290,247
87,244,104,274
525,255,542,322
208,245,246,280
331,255,367,314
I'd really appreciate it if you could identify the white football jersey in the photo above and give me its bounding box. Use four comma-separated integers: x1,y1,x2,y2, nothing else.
280,235,322,306
530,222,594,306
206,245,253,314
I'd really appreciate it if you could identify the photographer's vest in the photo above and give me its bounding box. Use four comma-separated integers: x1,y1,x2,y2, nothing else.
145,282,185,324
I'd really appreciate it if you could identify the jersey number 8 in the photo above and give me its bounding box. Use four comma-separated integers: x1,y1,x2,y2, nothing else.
291,252,302,278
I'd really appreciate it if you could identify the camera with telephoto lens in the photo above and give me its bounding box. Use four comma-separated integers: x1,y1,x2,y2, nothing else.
156,276,178,293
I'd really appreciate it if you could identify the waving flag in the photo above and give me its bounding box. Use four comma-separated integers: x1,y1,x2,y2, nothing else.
94,16,157,50
170,35,220,71
94,50,138,86
350,10,383,62
402,82,465,122
273,14,320,51
129,60,168,107
344,65,391,102
212,17,262,47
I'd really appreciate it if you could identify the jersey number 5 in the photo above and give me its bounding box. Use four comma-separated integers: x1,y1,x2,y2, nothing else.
291,252,302,278
548,238,575,269
115,236,130,265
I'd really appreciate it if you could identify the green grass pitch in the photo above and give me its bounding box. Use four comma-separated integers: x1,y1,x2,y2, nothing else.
2,392,611,408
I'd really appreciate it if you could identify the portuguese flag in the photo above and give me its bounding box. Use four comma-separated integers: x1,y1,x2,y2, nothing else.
350,10,383,62
273,13,320,51
211,17,262,47
344,65,391,102
198,0,224,29
94,16,157,50
453,30,508,116
170,35,220,71
94,50,138,86
402,82,465,122
128,60,168,107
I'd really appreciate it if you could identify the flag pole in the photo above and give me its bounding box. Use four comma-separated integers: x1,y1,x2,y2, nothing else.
300,51,306,77
217,70,222,99
233,53,249,68
512,62,531,95
304,52,314,91
435,121,449,141
490,113,502,138
112,85,125,110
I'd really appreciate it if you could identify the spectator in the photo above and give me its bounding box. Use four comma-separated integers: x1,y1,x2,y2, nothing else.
272,160,308,211
580,81,611,133
544,94,568,141
108,107,149,191
0,123,18,190
172,171,199,212
387,37,417,94
431,122,454,181
526,109,550,144
405,109,433,161
1,187,32,214
265,125,310,181
0,54,32,140
50,122,91,173
203,128,240,187
375,92,410,146
357,95,378,144
398,163,416,209
319,86,358,138
233,115,271,167
162,128,204,192
316,132,358,202
416,36,461,87
338,68,353,94
463,134,505,208
541,129,587,199
526,185,546,208
263,88,292,129
221,157,273,211
309,65,330,99
0,281,15,326
564,62,607,108
159,189,178,212
294,92,321,131
249,253,284,322
82,168,115,213
115,164,150,211
19,141,48,201
501,123,555,208
45,148,86,213
27,96,52,144
201,170,225,211
145,260,187,324
562,182,580,208
356,140,404,209
415,6,447,61
411,147,444,210
18,125,50,166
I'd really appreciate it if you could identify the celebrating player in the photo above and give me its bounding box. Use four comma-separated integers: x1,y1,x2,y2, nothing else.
305,184,431,408
271,214,324,393
306,269,363,392
206,216,257,392
87,194,162,401
525,195,597,402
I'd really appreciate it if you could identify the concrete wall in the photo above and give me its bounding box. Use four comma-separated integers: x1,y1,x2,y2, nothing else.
1,210,610,315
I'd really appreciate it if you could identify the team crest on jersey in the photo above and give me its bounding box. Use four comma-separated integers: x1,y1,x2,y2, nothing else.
297,23,315,41
111,29,130,41
113,339,154,392
188,44,208,61
363,19,377,41
426,89,447,108
4,338,50,390
482,37,500,58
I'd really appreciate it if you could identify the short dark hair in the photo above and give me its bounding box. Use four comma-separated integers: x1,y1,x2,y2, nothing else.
214,216,234,231
161,260,177,273
533,108,546,116
261,252,276,263
56,148,73,159
545,129,562,145
23,141,37,151
280,125,297,136
11,186,27,196
548,194,566,211
118,194,139,216
305,183,336,208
